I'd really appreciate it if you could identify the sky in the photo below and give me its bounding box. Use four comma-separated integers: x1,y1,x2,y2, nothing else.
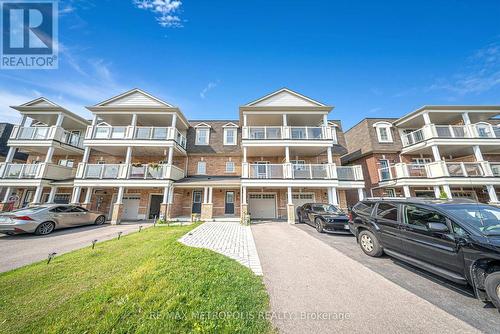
1,0,500,130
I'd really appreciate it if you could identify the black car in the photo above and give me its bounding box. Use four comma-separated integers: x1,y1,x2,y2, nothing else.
350,198,500,310
296,203,351,234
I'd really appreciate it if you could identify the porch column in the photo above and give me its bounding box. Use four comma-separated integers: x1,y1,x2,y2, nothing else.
0,187,12,211
71,186,81,204
82,147,91,163
433,186,441,198
285,146,290,162
2,187,11,203
201,187,213,221
55,113,64,127
287,186,295,224
167,147,174,165
331,187,339,205
125,146,132,165
357,188,365,201
47,187,58,203
472,145,484,161
20,115,28,127
442,185,453,199
243,114,248,127
203,186,208,203
323,114,328,127
32,186,43,205
431,145,441,161
82,187,93,209
282,114,287,126
327,147,333,164
208,187,213,203
403,186,411,198
5,147,16,163
462,112,471,125
486,185,499,204
160,186,170,221
241,186,248,220
130,113,137,139
44,146,55,163
422,112,431,125
243,147,247,163
171,113,177,128
111,186,125,225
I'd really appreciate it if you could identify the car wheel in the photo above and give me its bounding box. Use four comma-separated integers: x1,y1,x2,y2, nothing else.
315,218,324,233
484,272,500,310
358,230,383,257
94,215,105,225
297,211,303,224
35,221,55,235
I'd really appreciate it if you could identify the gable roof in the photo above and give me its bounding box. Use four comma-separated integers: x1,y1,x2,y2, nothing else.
20,97,60,108
222,122,238,127
244,88,327,107
193,122,212,128
93,88,175,108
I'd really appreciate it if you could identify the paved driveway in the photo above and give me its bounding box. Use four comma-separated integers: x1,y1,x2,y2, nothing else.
0,222,152,273
252,222,479,334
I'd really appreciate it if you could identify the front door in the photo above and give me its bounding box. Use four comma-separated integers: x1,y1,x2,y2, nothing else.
225,191,235,215
192,191,202,214
22,190,34,208
149,195,162,219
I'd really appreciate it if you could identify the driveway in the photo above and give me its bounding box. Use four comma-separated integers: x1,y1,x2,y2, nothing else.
252,222,480,334
0,222,152,273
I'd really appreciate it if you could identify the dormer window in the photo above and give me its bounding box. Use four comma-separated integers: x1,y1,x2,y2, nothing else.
223,122,238,145
373,121,393,143
195,123,211,145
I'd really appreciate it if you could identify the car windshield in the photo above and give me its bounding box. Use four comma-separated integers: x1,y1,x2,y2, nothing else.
441,204,500,235
311,204,343,214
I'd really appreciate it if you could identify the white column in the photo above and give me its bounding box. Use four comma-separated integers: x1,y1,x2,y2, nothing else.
168,186,174,204
131,113,137,127
242,186,247,205
433,186,441,198
357,188,365,201
171,113,177,128
5,147,16,163
472,145,484,161
462,112,471,125
47,187,58,203
55,113,64,127
282,114,287,126
44,146,55,163
403,186,411,198
125,146,132,165
82,147,91,163
32,186,43,204
71,186,81,203
91,115,98,126
243,147,247,163
287,186,293,205
327,188,333,204
331,187,338,205
243,114,248,127
162,186,169,204
3,187,11,203
327,147,333,164
167,147,174,164
285,146,290,163
203,186,208,204
208,187,213,204
486,185,499,203
20,115,28,127
84,187,93,204
422,112,431,125
431,145,441,161
442,185,453,199
116,186,124,204
323,114,328,127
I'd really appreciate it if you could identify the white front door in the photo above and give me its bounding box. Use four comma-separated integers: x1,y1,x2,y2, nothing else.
122,196,140,220
248,193,276,219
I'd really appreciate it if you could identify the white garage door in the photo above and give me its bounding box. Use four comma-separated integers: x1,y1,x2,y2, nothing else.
122,195,140,220
248,194,276,219
292,193,315,211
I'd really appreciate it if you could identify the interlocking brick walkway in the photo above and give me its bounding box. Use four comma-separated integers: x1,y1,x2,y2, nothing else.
179,222,263,275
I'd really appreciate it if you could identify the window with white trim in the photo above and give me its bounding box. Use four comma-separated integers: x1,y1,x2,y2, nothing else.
373,121,393,143
195,128,210,145
225,161,235,173
197,161,206,174
224,128,237,145
386,188,396,197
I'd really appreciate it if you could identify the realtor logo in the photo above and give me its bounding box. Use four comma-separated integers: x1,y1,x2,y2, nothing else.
1,0,58,69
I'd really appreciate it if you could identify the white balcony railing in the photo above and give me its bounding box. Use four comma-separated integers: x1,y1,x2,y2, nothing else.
76,163,185,181
401,123,500,147
242,163,363,181
0,163,76,180
242,126,337,142
85,126,187,149
9,126,84,149
378,161,499,181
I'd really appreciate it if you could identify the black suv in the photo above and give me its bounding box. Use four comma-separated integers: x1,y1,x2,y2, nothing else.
350,198,500,310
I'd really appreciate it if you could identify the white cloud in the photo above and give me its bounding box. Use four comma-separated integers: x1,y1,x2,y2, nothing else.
0,90,38,124
133,0,184,27
200,82,218,99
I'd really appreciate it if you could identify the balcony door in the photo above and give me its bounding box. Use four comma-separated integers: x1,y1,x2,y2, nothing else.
255,161,270,178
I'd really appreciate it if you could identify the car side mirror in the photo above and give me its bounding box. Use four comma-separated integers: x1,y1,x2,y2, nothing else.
427,222,449,233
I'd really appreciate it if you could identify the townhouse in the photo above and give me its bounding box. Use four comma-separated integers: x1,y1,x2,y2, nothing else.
0,88,365,223
343,106,500,206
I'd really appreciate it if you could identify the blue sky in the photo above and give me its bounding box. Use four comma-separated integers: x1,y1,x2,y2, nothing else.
1,0,500,129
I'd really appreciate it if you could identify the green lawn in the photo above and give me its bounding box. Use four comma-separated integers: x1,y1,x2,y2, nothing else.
0,225,274,334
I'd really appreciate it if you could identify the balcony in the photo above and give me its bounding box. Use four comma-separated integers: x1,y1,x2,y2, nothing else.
75,163,185,181
242,126,337,142
0,163,76,180
85,126,187,149
9,126,84,149
378,161,499,182
242,163,363,181
401,123,500,147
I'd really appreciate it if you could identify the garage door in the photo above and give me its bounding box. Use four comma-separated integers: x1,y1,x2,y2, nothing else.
122,195,140,220
292,193,315,211
248,194,276,219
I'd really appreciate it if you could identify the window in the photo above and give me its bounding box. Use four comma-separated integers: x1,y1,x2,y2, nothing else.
412,158,432,165
352,202,375,217
386,188,396,197
195,128,210,145
58,159,74,168
376,203,398,221
197,161,206,174
226,161,235,173
224,128,237,145
404,205,446,230
49,206,71,213
291,160,306,171
373,121,393,143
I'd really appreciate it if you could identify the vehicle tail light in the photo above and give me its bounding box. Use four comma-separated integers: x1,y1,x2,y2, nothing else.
13,216,34,221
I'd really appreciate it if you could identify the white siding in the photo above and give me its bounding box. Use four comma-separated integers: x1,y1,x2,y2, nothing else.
103,91,165,107
252,91,319,107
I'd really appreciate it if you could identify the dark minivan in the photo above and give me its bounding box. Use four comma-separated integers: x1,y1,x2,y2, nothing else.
350,198,500,310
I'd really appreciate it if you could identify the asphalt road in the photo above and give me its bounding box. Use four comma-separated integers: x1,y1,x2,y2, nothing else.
252,222,481,334
295,222,500,333
0,222,152,273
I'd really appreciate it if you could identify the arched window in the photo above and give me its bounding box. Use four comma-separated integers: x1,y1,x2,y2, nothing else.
373,121,393,143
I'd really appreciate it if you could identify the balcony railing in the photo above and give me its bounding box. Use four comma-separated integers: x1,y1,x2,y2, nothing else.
401,123,500,147
9,126,84,149
242,126,337,142
0,163,76,180
242,163,363,181
378,161,499,182
76,163,185,181
85,126,187,149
